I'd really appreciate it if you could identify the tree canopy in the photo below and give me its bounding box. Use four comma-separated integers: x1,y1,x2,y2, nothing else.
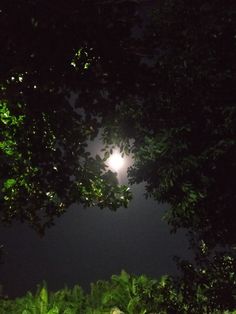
103,0,236,250
1,0,235,246
1,0,236,310
0,0,140,233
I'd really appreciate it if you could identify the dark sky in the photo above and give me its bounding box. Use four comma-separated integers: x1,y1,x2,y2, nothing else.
0,181,192,299
0,3,192,298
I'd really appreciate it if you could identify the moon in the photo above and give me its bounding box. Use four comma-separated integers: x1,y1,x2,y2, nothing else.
107,151,124,172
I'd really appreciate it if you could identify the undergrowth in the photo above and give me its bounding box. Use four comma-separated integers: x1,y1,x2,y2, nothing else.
0,270,235,314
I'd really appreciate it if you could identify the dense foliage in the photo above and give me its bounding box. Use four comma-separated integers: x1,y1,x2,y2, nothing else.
0,270,236,314
0,0,137,233
0,0,235,311
103,0,236,250
0,0,235,245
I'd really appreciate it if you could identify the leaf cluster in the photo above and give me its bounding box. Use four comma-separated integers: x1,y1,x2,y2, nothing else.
1,268,236,314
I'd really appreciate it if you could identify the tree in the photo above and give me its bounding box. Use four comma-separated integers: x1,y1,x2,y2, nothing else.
0,0,235,247
173,252,236,313
0,0,141,233
0,0,236,310
102,0,236,250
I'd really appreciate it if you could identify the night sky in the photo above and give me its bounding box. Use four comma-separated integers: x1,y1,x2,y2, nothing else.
0,58,193,298
0,133,193,298
0,0,192,300
0,1,234,312
0,173,192,298
0,36,193,297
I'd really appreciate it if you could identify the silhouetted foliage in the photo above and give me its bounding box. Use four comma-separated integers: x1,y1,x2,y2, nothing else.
0,0,139,234
2,0,235,243
0,1,236,310
102,0,236,250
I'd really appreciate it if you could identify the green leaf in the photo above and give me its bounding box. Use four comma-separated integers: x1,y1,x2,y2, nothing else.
47,306,59,314
4,178,16,189
127,296,140,313
104,151,110,160
38,286,48,314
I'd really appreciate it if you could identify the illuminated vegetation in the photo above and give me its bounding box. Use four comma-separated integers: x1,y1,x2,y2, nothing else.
0,0,235,312
0,269,236,314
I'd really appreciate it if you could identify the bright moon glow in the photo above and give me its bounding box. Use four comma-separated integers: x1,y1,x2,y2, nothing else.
107,151,124,172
